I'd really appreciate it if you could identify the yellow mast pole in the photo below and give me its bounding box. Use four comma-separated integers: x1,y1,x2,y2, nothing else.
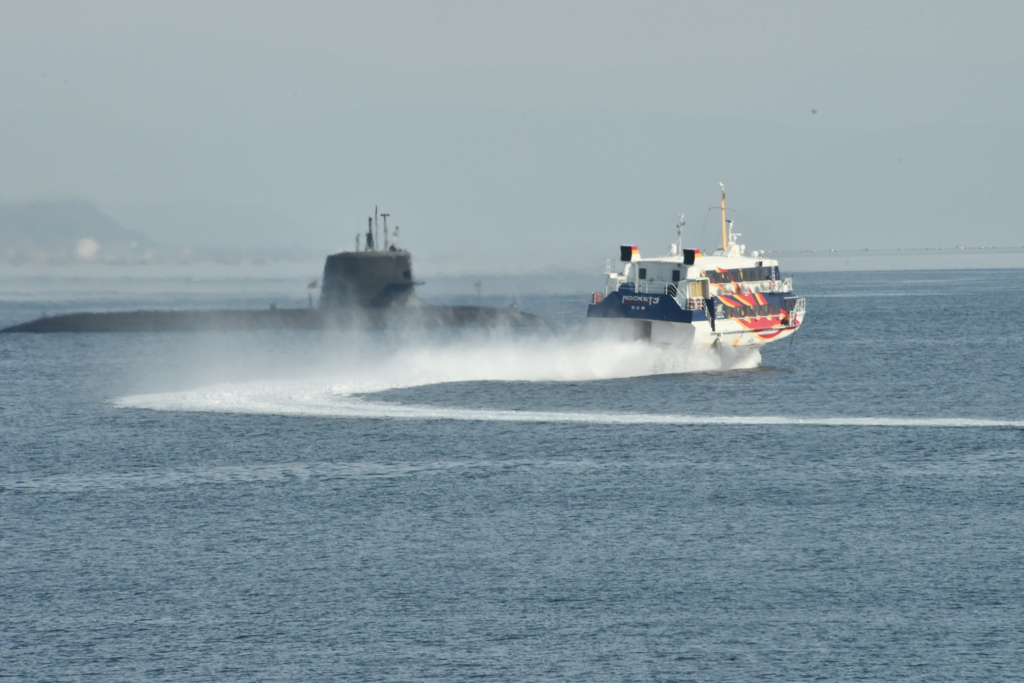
720,185,728,251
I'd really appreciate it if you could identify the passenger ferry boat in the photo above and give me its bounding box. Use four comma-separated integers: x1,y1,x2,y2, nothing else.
587,186,805,348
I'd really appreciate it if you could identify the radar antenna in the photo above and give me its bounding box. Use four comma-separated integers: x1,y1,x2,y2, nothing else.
727,219,741,247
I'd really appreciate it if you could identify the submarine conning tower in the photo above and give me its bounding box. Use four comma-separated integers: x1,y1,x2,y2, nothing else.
319,207,417,309
320,250,416,308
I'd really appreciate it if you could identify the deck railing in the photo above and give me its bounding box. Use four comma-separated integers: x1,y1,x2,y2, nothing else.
709,277,793,294
634,278,793,296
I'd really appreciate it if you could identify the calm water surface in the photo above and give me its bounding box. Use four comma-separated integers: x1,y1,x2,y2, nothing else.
2,270,1023,681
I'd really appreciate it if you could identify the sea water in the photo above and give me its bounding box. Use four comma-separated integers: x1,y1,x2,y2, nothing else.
2,270,1023,681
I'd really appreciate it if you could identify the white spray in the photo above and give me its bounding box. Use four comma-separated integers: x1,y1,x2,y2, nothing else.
115,325,760,417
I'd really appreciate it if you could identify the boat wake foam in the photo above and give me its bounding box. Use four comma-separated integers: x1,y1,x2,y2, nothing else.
116,329,752,404
115,386,1024,429
111,330,1021,429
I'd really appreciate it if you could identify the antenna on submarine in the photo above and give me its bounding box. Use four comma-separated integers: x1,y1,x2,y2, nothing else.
381,213,390,250
374,205,379,252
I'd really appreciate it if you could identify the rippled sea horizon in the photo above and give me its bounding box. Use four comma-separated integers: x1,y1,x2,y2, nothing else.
3,269,1024,681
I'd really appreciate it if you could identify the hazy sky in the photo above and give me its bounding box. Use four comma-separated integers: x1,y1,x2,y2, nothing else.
1,1,1022,272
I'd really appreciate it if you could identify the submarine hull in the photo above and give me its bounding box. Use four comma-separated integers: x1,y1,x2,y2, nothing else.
2,241,547,333
2,306,544,333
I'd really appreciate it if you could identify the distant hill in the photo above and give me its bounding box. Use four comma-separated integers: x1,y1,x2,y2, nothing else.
0,200,324,266
0,200,156,264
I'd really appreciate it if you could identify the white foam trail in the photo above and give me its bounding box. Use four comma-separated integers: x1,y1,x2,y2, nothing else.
114,386,1024,430
112,330,1021,429
114,330,759,418
336,331,758,389
116,330,757,410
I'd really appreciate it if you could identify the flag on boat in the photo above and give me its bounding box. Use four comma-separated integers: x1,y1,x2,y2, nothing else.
619,245,640,262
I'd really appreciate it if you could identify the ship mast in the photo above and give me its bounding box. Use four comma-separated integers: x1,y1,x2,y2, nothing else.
676,214,686,255
720,183,728,251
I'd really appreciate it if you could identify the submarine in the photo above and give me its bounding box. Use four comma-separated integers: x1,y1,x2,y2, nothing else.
1,209,543,333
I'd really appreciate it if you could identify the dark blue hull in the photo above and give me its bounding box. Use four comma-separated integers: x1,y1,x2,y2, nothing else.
586,290,710,323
